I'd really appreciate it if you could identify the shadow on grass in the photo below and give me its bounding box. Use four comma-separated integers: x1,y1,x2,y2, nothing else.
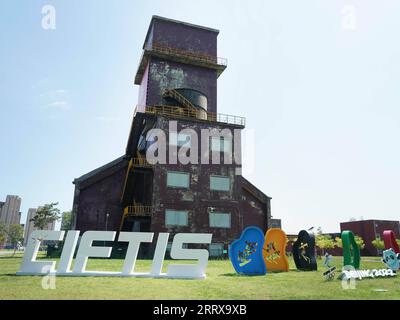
221,273,269,277
0,256,24,260
288,268,319,273
222,270,311,277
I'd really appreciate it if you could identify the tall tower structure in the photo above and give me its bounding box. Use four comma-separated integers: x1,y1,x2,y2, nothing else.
73,16,272,257
135,16,225,114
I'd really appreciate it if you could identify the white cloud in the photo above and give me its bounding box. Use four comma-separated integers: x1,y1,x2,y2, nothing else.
54,89,67,94
36,88,70,111
46,101,70,110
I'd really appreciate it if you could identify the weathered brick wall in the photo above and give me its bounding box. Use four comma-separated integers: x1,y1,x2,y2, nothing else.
149,18,218,56
148,116,268,245
74,162,128,234
146,57,217,113
240,191,268,232
140,17,219,113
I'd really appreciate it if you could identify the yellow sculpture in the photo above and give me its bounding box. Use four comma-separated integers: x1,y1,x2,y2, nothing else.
262,228,289,272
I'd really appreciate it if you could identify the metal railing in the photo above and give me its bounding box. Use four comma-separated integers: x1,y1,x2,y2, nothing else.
135,105,245,126
146,42,227,67
163,88,197,112
216,113,246,126
123,205,153,217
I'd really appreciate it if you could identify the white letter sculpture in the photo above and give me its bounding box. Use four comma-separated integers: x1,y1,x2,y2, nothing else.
17,230,212,279
167,233,212,279
73,231,116,275
18,230,64,275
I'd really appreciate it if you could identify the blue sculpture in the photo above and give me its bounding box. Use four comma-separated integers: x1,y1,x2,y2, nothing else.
229,226,267,275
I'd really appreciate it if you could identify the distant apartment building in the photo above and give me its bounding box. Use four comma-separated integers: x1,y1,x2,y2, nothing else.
0,195,22,226
0,195,22,247
23,208,56,245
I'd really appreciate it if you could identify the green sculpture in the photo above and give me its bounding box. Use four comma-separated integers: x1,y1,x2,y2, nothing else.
341,230,360,269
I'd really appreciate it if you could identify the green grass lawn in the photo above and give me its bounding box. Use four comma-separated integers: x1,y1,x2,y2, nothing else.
0,254,399,300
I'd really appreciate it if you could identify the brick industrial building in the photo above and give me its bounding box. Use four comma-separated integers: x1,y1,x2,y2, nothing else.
340,219,400,256
72,16,272,256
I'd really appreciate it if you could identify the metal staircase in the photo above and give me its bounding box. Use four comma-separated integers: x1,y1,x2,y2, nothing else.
162,88,198,113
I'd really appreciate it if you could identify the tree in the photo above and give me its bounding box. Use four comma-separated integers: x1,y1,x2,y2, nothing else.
7,224,23,255
31,202,60,229
0,222,6,245
335,237,342,248
316,234,335,256
335,235,364,250
355,235,365,250
0,223,23,255
61,211,73,231
371,239,385,250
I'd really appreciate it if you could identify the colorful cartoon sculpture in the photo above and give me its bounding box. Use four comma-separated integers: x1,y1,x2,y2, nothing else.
262,228,289,272
229,226,267,275
323,266,336,281
292,230,317,271
323,253,333,268
382,248,400,271
341,230,360,269
322,253,336,280
383,230,400,254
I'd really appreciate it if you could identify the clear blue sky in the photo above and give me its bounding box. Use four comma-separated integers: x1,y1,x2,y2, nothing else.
1,0,399,233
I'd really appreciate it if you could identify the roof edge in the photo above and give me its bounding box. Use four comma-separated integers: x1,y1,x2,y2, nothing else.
143,15,220,49
152,15,219,34
73,155,127,185
240,176,271,203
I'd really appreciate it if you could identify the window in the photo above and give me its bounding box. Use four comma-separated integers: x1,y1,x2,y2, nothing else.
209,243,224,257
210,176,231,191
170,132,191,147
165,210,188,226
209,212,231,228
211,137,232,153
167,172,190,188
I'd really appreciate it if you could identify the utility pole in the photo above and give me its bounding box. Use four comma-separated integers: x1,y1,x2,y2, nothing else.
104,213,110,247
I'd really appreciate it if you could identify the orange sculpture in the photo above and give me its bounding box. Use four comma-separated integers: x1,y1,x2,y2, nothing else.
262,228,289,272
